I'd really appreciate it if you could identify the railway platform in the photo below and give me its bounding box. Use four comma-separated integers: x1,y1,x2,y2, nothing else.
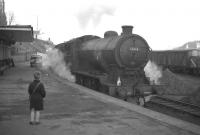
0,62,200,135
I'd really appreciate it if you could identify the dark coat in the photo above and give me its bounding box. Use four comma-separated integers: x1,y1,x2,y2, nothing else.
28,80,46,111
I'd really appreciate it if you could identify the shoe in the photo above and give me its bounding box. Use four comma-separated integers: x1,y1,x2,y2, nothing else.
29,121,34,125
35,122,40,125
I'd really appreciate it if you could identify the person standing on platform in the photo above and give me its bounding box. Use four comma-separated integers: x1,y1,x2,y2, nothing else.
28,71,46,125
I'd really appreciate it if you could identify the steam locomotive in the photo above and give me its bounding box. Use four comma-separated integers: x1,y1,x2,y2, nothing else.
56,25,153,104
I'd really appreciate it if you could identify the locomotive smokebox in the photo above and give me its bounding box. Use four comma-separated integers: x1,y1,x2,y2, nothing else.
121,25,133,35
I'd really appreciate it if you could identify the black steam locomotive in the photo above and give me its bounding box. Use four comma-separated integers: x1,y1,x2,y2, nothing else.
56,26,153,103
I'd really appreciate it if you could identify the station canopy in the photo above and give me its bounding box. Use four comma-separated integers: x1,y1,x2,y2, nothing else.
0,25,33,44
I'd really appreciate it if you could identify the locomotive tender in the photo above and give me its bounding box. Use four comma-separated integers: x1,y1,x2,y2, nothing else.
56,25,152,102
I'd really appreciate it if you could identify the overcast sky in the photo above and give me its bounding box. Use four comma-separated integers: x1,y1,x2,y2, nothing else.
5,0,200,50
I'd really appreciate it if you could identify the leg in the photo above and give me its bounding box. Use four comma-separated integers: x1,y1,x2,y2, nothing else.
35,111,40,124
30,108,35,124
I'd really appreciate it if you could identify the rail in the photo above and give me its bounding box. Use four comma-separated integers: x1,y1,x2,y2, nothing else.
145,95,200,125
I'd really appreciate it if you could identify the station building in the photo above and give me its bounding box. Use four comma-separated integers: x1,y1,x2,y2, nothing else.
0,25,33,75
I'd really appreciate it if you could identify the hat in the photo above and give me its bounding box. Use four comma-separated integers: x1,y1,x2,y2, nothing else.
34,71,41,80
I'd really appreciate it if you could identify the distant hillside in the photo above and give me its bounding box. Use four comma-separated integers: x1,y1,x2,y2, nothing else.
174,40,200,50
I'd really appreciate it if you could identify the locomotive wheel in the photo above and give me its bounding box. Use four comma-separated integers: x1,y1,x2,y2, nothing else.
76,75,81,84
197,69,200,76
99,85,108,94
80,76,84,86
93,80,100,91
0,71,3,75
109,87,116,97
117,87,127,100
83,77,88,87
193,69,200,76
183,68,190,74
91,79,97,90
76,74,84,85
87,77,92,88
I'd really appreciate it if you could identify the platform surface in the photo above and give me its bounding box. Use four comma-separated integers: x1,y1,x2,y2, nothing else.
0,62,199,135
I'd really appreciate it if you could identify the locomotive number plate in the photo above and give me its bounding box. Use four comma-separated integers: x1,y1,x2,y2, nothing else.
130,47,139,51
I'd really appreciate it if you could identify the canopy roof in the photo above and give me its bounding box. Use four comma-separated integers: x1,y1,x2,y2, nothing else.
0,25,33,44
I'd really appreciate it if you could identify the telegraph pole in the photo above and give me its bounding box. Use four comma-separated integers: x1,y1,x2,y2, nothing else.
36,16,39,39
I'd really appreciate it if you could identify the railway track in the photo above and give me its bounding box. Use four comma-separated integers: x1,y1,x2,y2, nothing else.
145,96,200,125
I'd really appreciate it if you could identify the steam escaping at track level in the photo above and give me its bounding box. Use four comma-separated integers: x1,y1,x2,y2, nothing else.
41,48,75,82
144,61,162,85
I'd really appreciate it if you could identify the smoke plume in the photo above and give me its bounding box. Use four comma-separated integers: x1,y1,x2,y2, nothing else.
144,61,162,85
41,48,75,82
76,5,115,29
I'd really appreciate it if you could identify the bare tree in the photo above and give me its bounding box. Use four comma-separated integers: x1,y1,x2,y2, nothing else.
7,11,15,25
0,0,7,25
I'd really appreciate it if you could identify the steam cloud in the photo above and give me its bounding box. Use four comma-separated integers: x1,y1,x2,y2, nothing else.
41,48,75,82
76,5,115,29
144,61,162,84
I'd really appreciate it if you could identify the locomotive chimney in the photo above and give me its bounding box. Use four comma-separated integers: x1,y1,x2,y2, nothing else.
121,25,133,35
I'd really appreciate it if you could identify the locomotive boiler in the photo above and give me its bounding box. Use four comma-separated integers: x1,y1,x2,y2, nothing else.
56,25,152,103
